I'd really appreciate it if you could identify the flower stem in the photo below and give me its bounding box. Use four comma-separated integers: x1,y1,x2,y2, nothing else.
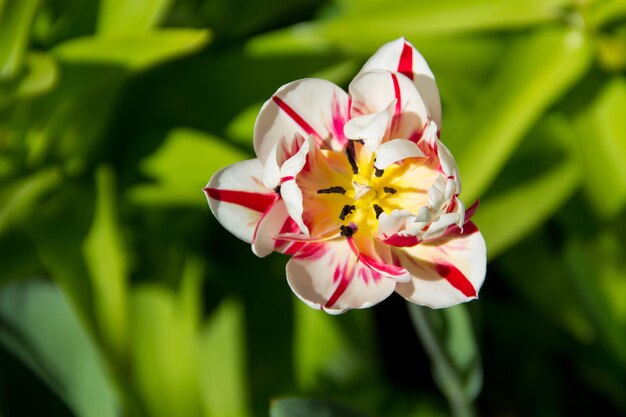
407,303,477,417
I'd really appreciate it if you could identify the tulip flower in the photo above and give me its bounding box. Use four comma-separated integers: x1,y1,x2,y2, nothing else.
205,38,486,313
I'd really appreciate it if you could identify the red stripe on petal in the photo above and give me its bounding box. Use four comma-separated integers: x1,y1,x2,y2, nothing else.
272,96,321,139
383,234,420,247
464,199,480,222
331,95,349,145
293,242,327,261
325,263,352,308
462,221,478,236
436,263,476,298
360,252,408,279
280,176,295,183
442,200,481,237
205,188,276,213
390,73,403,136
391,73,402,116
398,41,414,80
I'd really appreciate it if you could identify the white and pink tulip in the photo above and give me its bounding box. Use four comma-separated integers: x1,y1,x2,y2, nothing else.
204,38,486,313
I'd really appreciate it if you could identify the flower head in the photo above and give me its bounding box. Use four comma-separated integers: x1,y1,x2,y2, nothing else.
204,38,486,313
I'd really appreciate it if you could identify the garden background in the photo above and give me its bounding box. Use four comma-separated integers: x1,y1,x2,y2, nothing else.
1,0,625,416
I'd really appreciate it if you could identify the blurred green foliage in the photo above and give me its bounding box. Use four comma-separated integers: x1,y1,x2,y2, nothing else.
0,0,625,416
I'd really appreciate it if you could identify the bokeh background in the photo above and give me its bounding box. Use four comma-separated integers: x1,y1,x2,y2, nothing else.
1,0,625,416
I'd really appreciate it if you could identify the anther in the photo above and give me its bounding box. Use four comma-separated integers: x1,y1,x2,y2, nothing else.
374,168,384,177
339,204,356,221
317,186,346,195
383,186,396,194
346,141,358,174
340,224,356,237
373,204,384,219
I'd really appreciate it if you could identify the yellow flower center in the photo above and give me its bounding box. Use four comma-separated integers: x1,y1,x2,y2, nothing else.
298,141,439,240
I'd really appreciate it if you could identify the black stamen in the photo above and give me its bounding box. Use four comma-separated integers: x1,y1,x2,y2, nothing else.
374,168,384,177
339,204,356,221
274,186,281,195
317,186,346,195
346,141,358,174
383,186,397,194
340,224,355,237
373,204,384,219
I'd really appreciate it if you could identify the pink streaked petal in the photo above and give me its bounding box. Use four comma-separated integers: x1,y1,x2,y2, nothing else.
349,70,428,142
436,138,461,191
348,237,411,282
274,231,340,243
274,217,305,255
441,201,480,238
383,233,421,248
286,239,396,314
263,134,308,189
394,226,486,308
374,139,425,170
254,79,350,162
359,249,411,282
205,159,277,243
377,209,413,237
358,38,442,128
252,199,290,258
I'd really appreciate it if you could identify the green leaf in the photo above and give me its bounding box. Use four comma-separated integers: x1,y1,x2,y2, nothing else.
270,398,370,417
565,236,626,366
198,298,250,417
597,34,626,72
130,283,204,417
0,167,62,238
128,128,249,207
225,103,262,147
82,166,129,364
474,156,581,259
28,184,98,333
456,28,591,202
0,52,58,108
11,52,58,98
408,304,481,417
573,77,626,219
98,0,173,36
0,279,118,417
324,0,575,38
499,234,595,345
586,0,626,29
0,0,41,79
52,29,211,71
293,300,357,390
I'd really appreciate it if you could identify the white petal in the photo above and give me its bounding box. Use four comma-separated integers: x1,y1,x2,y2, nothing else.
359,37,442,128
344,109,391,151
349,70,429,142
262,142,282,189
286,239,396,314
280,179,309,236
254,79,350,162
279,136,310,178
252,199,290,258
426,212,462,238
377,209,414,236
437,139,462,193
395,223,486,308
427,176,448,209
205,159,277,243
405,206,432,234
374,139,425,169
